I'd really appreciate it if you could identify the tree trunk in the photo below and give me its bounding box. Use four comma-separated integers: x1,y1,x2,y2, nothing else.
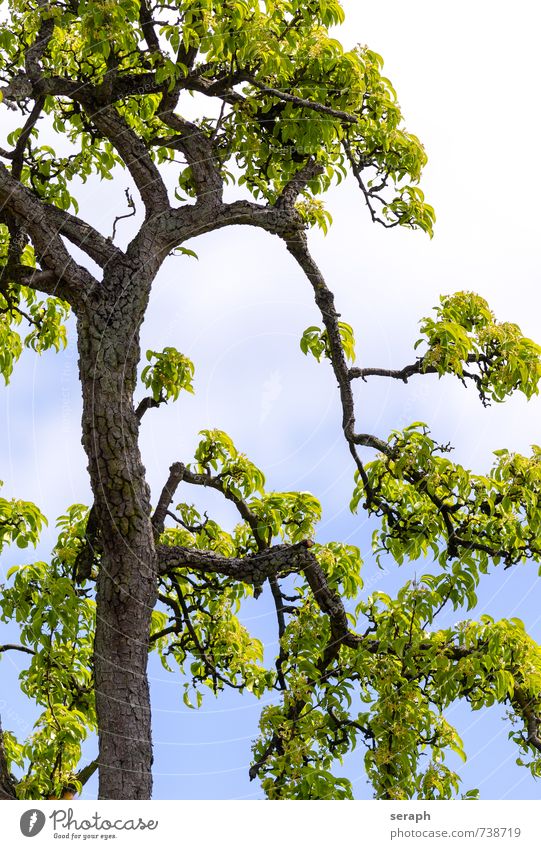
76,264,158,799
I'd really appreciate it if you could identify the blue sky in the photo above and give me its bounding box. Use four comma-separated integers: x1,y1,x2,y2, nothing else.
1,0,541,799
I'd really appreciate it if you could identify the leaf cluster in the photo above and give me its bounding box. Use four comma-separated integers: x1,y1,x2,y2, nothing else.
141,346,195,402
0,506,96,798
418,292,541,403
300,320,355,363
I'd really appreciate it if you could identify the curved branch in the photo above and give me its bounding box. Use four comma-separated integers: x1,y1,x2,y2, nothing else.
282,227,383,506
135,395,163,422
155,108,223,206
275,160,325,209
0,643,35,656
138,0,161,53
157,539,316,585
152,462,186,538
167,462,264,544
158,197,298,251
11,97,45,182
24,0,56,83
0,163,97,304
244,76,359,124
11,69,169,218
46,206,122,270
352,433,393,455
342,138,400,229
159,537,364,659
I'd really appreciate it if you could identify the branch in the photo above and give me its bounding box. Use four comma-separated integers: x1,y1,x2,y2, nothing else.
350,361,430,382
0,163,97,303
138,0,161,53
11,96,45,182
135,384,171,424
75,758,99,788
170,462,264,544
349,354,480,383
342,138,398,229
157,539,316,585
302,558,362,656
0,643,35,656
152,462,186,537
156,460,302,691
158,199,299,255
282,226,384,507
24,0,56,83
60,758,99,799
156,459,356,688
352,433,393,455
179,72,244,107
149,624,178,644
269,575,288,689
43,207,122,270
275,159,325,209
513,690,541,753
80,102,169,216
159,537,364,661
244,76,359,124
285,231,354,436
170,572,244,692
154,107,223,206
111,188,136,241
156,579,246,692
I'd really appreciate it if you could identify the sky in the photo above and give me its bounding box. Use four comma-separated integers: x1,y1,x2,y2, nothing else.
1,0,541,800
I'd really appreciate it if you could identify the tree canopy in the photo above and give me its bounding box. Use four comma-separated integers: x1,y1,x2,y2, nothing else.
1,0,541,801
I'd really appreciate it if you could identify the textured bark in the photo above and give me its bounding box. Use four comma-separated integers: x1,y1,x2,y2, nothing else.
158,539,317,583
77,256,160,799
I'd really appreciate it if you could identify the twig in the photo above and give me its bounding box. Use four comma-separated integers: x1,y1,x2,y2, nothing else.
111,188,136,241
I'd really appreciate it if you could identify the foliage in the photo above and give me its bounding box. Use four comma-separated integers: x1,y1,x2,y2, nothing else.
0,484,46,552
0,506,95,799
0,0,436,228
352,427,541,573
1,228,69,383
417,292,541,403
301,321,356,363
141,347,195,402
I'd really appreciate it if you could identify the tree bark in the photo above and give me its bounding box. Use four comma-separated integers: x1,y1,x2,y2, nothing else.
76,260,158,799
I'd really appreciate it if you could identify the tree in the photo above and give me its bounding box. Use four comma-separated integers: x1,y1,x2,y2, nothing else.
1,0,541,802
